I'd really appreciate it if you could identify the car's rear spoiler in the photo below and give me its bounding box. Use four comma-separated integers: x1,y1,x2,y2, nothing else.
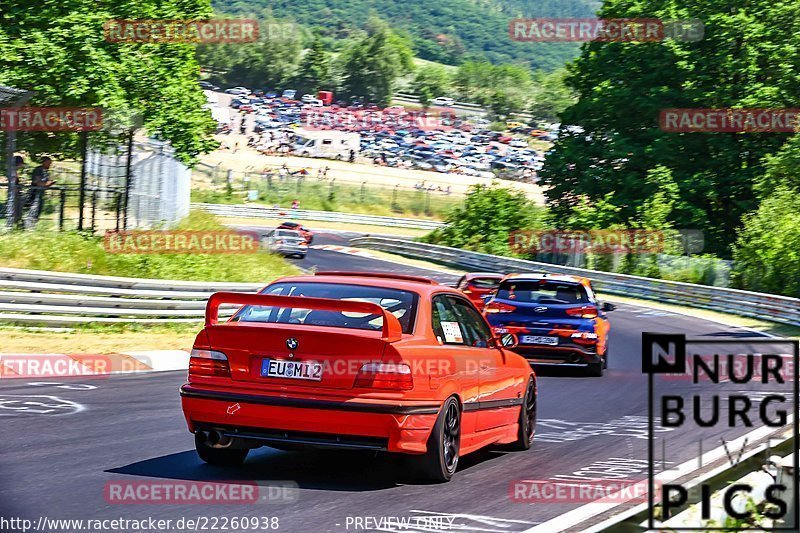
205,292,404,342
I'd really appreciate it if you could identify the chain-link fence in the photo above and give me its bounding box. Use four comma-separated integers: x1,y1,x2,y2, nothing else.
192,162,463,219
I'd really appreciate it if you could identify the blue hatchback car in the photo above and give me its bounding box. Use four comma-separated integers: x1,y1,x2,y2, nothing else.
483,273,615,376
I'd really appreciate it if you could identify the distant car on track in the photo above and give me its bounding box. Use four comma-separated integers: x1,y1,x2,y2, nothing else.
455,272,505,310
431,97,455,107
262,229,308,258
180,272,537,481
484,273,615,376
276,221,314,244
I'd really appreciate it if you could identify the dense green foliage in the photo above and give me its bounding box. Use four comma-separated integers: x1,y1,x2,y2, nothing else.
1,1,219,164
411,67,453,108
0,212,299,281
212,0,600,71
338,20,414,106
541,0,800,258
733,188,800,297
197,19,303,91
422,183,546,255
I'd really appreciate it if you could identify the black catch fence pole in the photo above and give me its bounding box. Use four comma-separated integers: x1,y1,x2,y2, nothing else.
77,131,88,231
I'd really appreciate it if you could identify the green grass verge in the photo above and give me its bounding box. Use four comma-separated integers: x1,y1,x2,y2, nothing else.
0,211,300,282
191,178,461,220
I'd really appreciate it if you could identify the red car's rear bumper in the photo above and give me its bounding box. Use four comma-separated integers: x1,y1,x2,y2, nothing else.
180,384,441,454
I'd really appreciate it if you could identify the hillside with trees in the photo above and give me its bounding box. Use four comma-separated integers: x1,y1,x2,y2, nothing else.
212,0,600,71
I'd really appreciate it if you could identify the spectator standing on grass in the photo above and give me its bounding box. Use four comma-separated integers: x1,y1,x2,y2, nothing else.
25,156,54,229
348,149,355,163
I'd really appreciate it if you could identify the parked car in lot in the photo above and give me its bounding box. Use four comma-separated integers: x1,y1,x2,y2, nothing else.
180,272,537,481
262,229,308,258
484,273,615,376
276,221,314,244
199,81,220,91
225,86,250,95
456,273,505,309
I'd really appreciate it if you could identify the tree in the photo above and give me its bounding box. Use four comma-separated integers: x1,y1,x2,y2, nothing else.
732,188,800,297
1,0,219,164
410,66,452,108
196,18,303,91
487,88,526,121
423,183,546,255
290,37,332,96
528,68,576,123
339,20,413,105
453,61,533,111
540,0,800,257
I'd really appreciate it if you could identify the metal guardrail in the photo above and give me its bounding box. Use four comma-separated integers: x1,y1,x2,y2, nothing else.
0,267,263,326
349,237,800,327
193,203,445,230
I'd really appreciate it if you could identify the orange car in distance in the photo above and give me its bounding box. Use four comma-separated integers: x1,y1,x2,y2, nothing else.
456,272,505,310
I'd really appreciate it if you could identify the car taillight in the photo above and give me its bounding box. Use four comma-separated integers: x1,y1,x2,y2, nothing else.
566,306,598,319
189,349,230,377
484,302,517,314
354,363,413,390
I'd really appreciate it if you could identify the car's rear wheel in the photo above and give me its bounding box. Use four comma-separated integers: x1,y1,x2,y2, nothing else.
195,433,249,466
418,396,460,482
587,357,604,377
510,377,537,450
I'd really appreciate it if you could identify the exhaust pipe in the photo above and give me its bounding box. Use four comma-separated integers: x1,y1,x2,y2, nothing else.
207,430,233,448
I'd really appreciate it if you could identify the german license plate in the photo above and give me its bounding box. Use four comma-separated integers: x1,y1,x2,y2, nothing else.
261,359,322,381
520,335,559,346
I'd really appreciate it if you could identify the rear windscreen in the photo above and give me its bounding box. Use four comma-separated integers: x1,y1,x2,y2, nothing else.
470,277,502,289
495,280,588,304
232,282,419,334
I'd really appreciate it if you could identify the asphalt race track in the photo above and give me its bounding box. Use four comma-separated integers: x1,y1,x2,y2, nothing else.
0,229,784,533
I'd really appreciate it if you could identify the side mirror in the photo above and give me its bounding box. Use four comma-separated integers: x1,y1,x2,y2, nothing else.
499,333,518,348
601,302,616,312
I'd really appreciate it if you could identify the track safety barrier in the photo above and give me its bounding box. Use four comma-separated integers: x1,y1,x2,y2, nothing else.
349,236,800,327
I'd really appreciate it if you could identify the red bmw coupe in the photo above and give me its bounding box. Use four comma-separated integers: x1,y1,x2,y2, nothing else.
181,272,536,481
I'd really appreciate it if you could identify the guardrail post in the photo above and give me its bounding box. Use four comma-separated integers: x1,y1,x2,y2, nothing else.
360,181,366,203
